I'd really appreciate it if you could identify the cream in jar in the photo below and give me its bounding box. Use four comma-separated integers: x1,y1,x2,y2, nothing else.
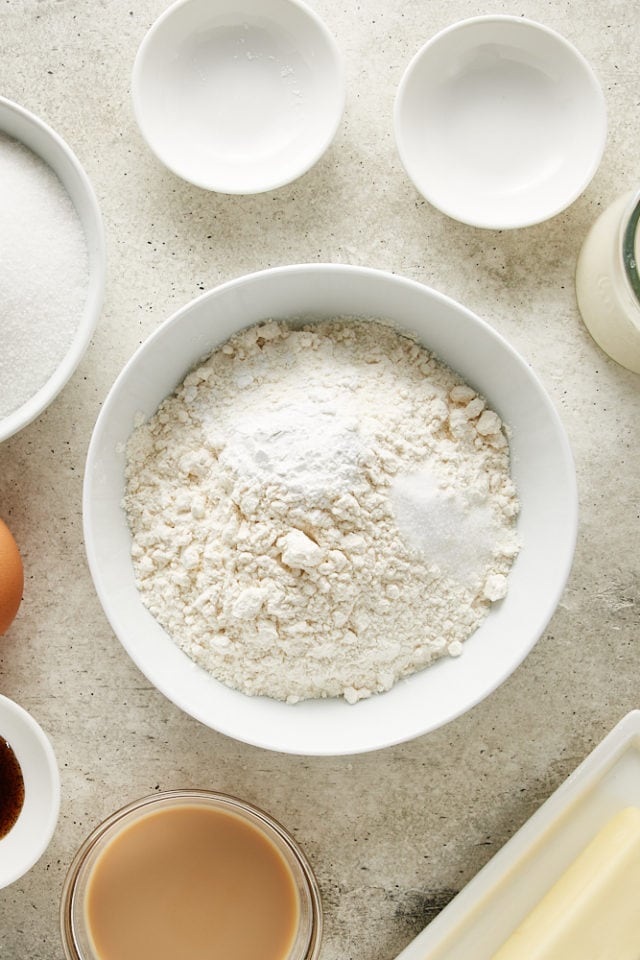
60,791,322,960
575,190,640,374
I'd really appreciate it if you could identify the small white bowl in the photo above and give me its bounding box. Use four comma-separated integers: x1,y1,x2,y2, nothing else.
83,264,577,756
394,16,607,229
132,0,345,193
0,97,106,443
0,695,60,888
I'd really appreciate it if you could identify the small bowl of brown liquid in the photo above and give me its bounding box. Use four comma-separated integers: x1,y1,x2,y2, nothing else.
0,694,60,888
61,790,322,960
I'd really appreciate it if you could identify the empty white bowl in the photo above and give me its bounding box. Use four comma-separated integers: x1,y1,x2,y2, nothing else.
0,695,60,888
83,264,577,756
132,0,345,193
394,16,607,229
0,97,106,443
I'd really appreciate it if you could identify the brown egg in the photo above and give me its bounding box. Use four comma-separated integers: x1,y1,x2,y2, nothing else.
0,518,24,634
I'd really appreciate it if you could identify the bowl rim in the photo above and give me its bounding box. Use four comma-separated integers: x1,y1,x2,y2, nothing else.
131,0,346,194
83,262,578,755
0,694,61,888
393,14,608,229
0,95,106,443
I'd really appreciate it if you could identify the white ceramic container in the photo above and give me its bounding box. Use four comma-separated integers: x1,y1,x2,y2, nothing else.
394,710,640,959
132,0,345,193
0,96,106,443
394,16,606,229
0,695,60,888
83,264,577,756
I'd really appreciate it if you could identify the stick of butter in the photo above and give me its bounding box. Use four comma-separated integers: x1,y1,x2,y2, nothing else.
491,806,640,960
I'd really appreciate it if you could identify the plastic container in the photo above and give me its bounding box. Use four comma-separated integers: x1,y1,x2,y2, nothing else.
393,709,640,959
83,263,577,756
575,189,640,373
60,790,322,960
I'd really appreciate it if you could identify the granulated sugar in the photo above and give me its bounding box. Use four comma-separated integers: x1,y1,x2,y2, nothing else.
124,319,520,704
0,133,89,420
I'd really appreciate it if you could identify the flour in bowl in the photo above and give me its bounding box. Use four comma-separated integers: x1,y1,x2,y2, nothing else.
123,319,520,704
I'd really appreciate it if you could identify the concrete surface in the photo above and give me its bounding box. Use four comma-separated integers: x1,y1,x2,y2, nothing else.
0,0,639,957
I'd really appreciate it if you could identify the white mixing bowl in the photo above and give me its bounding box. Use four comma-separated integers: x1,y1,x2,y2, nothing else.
83,264,577,755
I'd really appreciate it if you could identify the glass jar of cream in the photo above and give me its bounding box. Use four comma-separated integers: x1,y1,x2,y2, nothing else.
575,190,640,374
60,790,322,960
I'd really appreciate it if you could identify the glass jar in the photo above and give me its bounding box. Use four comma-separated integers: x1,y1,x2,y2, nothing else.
60,790,322,960
575,189,640,374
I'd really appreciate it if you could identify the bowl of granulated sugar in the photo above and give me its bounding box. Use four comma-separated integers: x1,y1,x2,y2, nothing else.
0,97,105,443
84,264,578,756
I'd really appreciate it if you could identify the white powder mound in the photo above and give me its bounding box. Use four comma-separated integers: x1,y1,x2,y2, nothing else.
123,319,520,704
0,133,89,419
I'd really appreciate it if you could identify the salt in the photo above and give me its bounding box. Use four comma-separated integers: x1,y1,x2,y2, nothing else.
0,133,89,420
390,466,500,582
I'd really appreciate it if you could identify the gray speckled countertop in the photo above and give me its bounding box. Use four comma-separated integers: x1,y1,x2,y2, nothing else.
0,1,639,957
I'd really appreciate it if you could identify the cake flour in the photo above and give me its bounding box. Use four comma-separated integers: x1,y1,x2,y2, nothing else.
124,318,520,704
